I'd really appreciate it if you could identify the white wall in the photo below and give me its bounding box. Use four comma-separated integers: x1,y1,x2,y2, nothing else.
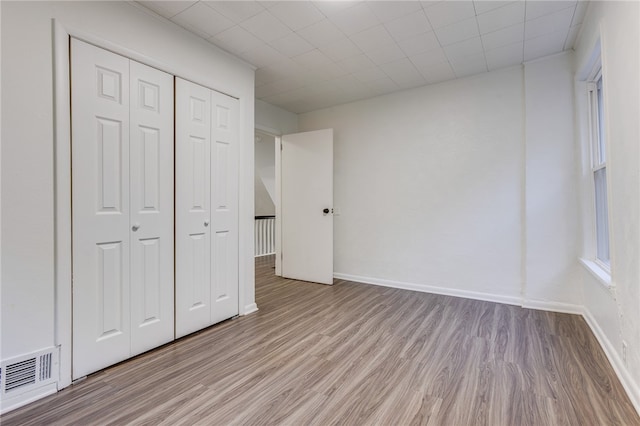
255,99,298,135
255,133,276,216
1,0,255,372
524,53,581,308
300,67,525,301
574,0,640,411
299,57,581,308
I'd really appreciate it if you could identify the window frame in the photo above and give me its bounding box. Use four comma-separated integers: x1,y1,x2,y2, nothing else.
586,63,611,272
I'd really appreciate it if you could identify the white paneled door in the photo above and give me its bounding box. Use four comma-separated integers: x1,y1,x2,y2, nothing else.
71,39,174,378
129,61,175,357
176,78,239,338
175,79,212,338
281,129,334,285
210,91,240,324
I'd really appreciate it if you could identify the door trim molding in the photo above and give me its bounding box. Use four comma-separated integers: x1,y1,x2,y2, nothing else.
53,19,73,390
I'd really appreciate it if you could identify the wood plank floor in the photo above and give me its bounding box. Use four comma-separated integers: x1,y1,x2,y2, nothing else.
3,255,639,425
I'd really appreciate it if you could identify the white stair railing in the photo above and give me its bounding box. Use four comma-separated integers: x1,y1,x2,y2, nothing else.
254,216,275,257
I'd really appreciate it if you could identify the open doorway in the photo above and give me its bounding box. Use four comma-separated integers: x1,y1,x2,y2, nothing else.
254,130,277,277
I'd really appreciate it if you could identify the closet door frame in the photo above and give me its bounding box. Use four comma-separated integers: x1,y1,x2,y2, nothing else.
52,21,252,389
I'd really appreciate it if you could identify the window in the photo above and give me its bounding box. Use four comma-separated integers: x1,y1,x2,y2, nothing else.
587,67,610,269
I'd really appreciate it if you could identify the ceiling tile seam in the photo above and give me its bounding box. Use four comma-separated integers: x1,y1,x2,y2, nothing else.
562,5,580,50
471,1,490,74
419,0,456,79
167,1,199,20
522,1,528,64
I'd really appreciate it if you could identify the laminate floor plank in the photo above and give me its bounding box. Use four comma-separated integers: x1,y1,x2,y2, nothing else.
2,255,638,425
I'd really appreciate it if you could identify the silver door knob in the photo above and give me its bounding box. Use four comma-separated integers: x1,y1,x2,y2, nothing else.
132,223,141,232
204,221,210,227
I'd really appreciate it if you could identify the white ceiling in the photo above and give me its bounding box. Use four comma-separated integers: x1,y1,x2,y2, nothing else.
137,0,588,113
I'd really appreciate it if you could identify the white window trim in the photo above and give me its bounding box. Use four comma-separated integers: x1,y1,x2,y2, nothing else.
580,258,613,290
585,56,612,277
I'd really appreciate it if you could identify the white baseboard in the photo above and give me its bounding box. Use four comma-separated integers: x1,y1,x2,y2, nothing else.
583,308,640,416
522,299,583,314
0,383,57,415
243,303,259,315
333,273,522,306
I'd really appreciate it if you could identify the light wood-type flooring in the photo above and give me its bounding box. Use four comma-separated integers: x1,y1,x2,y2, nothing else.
3,255,639,425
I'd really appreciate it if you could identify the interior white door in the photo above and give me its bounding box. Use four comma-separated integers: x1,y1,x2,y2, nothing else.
72,39,175,378
281,129,334,284
129,60,174,356
210,91,240,324
175,78,212,338
72,39,132,378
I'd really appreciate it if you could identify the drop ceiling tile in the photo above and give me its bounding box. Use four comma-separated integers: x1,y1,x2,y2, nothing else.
434,16,480,46
564,24,581,50
421,1,445,9
319,38,362,62
524,7,573,40
473,1,519,16
269,32,315,57
332,74,368,92
525,1,576,21
268,1,325,31
297,19,345,47
203,1,264,23
240,10,292,42
240,43,289,68
279,77,313,93
477,1,525,34
365,44,407,65
352,66,389,83
316,61,351,78
312,1,360,17
379,58,426,88
255,68,274,85
449,54,488,77
171,3,234,38
385,10,432,42
485,41,523,70
397,31,441,56
367,1,424,23
481,23,524,50
329,3,380,35
409,47,449,71
212,25,264,54
137,1,197,19
524,29,568,61
255,61,299,84
292,49,334,69
255,82,285,99
423,1,477,29
417,60,456,84
443,36,484,62
350,25,396,52
365,77,400,96
338,54,377,73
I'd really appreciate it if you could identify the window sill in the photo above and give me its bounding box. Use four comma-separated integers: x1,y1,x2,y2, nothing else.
580,258,613,290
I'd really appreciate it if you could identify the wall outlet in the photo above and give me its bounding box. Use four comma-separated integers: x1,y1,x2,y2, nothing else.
622,341,628,363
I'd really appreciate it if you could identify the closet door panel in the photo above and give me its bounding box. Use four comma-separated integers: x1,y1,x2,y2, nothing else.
129,60,175,355
175,78,212,338
71,38,131,378
210,92,239,324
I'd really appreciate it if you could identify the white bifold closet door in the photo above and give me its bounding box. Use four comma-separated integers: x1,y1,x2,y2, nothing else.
175,78,239,338
71,39,174,378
